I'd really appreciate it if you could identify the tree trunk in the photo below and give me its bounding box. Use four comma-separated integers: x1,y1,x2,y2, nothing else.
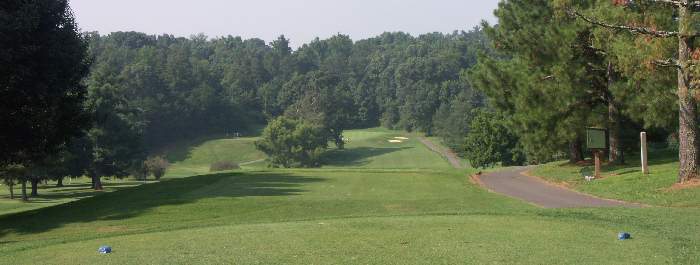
677,6,700,183
91,173,103,191
607,62,624,164
20,180,28,201
30,178,39,197
56,177,64,187
8,183,14,199
568,139,584,163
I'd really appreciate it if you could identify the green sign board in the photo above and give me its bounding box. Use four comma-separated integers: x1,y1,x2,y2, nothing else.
586,128,607,150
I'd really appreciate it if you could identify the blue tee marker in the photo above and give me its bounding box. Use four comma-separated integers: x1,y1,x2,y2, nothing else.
98,246,112,254
618,232,631,240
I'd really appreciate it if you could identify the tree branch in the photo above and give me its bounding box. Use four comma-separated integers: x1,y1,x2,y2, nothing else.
654,58,681,68
646,0,685,7
569,9,678,38
644,0,700,8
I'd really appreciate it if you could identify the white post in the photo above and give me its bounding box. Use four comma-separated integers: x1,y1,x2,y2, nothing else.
641,132,649,174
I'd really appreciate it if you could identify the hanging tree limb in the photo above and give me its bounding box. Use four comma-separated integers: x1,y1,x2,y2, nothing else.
653,0,700,8
654,58,681,68
568,9,679,38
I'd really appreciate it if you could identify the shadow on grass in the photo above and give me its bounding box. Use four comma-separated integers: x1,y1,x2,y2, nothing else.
0,172,323,237
323,147,412,167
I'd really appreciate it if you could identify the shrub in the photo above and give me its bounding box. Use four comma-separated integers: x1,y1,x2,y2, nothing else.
255,116,328,168
144,156,170,180
464,110,525,168
210,161,240,172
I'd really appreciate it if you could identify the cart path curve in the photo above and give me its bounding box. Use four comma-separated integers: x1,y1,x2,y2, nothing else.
418,137,465,169
475,167,641,208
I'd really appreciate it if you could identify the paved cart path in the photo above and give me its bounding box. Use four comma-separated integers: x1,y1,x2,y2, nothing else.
475,167,640,208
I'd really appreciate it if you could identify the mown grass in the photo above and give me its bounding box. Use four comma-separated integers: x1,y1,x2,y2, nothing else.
1,130,699,264
323,128,452,169
165,137,267,178
531,148,700,207
0,178,147,217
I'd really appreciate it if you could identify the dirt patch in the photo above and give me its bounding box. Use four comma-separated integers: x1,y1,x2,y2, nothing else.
667,179,700,191
469,173,485,187
521,170,575,189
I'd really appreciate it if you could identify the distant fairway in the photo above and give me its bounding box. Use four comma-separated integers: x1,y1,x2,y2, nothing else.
1,128,699,264
165,137,267,178
323,128,452,169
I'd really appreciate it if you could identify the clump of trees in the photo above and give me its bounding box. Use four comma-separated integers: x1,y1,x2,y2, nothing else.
255,117,328,168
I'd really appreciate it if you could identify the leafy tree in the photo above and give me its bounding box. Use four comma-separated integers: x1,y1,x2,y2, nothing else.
1,165,24,200
255,117,328,168
85,84,145,190
144,156,169,180
0,0,91,166
464,110,525,168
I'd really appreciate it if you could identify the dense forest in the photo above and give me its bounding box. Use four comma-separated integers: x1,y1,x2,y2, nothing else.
86,29,487,145
81,29,489,167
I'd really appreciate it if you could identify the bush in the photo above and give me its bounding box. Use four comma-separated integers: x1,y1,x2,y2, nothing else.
144,156,170,180
210,161,240,172
464,110,525,168
255,116,328,168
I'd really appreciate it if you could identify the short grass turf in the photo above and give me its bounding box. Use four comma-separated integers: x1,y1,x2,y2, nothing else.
0,178,146,217
165,137,267,178
323,128,452,169
1,169,698,264
1,129,700,264
531,148,700,207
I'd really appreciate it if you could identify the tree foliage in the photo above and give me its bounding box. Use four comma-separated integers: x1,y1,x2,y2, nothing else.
255,117,328,168
0,0,91,165
464,110,524,168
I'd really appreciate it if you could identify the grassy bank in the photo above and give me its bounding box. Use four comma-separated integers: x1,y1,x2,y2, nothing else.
531,148,700,207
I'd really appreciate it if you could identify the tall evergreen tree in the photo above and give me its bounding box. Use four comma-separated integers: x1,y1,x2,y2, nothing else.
564,0,699,182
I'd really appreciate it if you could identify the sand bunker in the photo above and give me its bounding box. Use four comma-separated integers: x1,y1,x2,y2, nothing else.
388,140,403,143
394,137,409,140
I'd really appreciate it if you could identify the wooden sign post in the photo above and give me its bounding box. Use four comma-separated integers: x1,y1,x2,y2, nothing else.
586,128,608,179
641,132,649,174
593,150,602,179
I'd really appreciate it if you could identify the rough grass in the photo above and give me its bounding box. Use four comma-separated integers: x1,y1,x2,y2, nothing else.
531,148,700,207
1,130,700,264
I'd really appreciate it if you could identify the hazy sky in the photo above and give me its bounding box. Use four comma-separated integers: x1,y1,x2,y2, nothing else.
70,0,499,47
